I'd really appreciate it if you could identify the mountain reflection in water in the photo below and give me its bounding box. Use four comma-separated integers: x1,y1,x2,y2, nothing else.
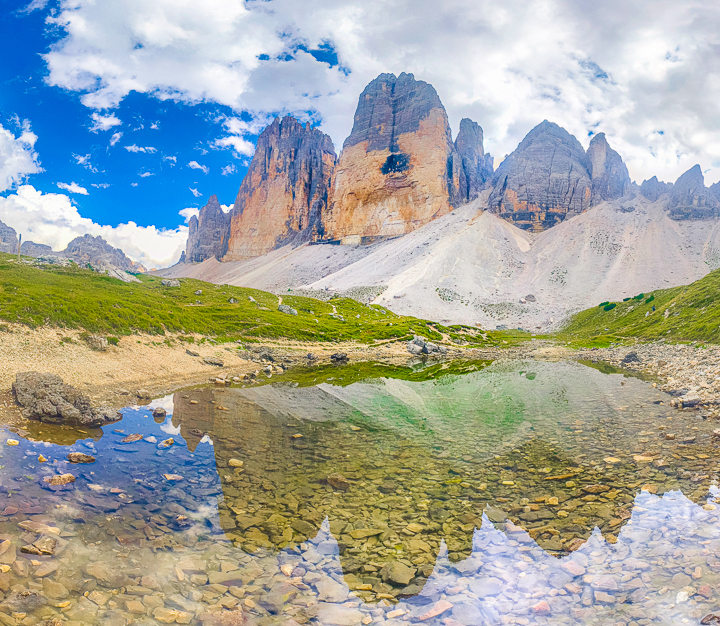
0,359,718,625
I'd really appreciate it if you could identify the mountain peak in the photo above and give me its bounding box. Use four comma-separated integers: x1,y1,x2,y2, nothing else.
487,121,592,231
667,164,719,220
586,132,630,205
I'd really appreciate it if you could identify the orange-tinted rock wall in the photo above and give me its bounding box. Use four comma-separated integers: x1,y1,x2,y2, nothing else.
223,117,336,261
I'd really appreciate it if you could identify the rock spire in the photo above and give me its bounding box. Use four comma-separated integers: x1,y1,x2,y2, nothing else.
223,116,336,261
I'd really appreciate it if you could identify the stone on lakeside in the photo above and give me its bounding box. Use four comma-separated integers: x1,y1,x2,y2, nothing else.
327,473,350,491
380,561,416,585
12,372,121,428
67,452,96,463
86,335,109,351
203,356,224,367
153,407,167,418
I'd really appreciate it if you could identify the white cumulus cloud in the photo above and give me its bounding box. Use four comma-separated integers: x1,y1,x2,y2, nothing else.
221,164,236,176
38,0,720,184
189,188,201,197
0,185,188,268
179,207,199,222
0,120,42,192
56,181,89,195
125,144,157,153
109,132,123,146
73,153,97,172
188,160,209,174
89,112,121,132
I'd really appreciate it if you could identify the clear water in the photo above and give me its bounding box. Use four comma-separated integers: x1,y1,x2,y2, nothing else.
1,359,720,625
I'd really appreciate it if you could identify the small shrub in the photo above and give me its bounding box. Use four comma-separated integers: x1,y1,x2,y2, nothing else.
645,295,655,304
622,297,631,302
603,303,617,311
599,301,609,307
106,336,119,346
632,293,644,300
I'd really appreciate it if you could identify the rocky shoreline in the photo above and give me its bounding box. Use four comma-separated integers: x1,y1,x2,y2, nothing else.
1,320,718,430
577,341,720,416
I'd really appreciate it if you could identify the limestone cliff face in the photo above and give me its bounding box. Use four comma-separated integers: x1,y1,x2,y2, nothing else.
185,195,230,263
223,117,336,261
454,118,494,201
666,165,720,220
0,220,18,254
640,176,671,202
63,234,145,272
586,133,630,205
487,121,593,232
323,73,478,243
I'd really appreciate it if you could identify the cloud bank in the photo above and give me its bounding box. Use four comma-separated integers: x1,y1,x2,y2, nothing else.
0,185,188,269
41,0,720,184
0,120,41,192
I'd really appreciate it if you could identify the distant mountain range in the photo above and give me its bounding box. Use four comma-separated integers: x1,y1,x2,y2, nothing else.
0,223,145,274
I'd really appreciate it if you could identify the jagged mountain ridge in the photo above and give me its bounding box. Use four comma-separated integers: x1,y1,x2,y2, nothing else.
0,221,145,273
185,72,493,262
161,70,720,327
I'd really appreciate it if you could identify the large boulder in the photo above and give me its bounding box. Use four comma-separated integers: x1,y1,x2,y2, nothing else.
12,372,121,427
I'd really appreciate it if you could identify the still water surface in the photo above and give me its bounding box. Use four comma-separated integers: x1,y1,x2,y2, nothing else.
0,360,719,625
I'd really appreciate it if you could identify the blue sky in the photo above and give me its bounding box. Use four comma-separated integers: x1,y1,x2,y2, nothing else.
1,0,255,229
1,0,719,267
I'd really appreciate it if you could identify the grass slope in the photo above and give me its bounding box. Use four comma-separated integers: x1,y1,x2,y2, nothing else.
0,253,510,346
560,268,720,345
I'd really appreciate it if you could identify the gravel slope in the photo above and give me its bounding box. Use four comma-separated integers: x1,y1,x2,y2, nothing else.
159,194,720,329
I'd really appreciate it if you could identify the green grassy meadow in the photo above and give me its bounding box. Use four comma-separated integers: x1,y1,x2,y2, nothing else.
559,269,720,346
0,253,509,347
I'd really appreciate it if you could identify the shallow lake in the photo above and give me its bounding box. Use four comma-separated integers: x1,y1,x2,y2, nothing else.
1,359,720,625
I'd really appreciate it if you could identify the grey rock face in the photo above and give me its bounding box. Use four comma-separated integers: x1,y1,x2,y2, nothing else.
161,279,181,287
0,220,18,254
225,116,337,259
186,195,230,263
640,176,671,202
407,335,447,356
344,72,444,152
340,72,477,208
454,118,494,201
63,234,145,272
710,181,720,202
586,133,630,205
488,121,593,231
278,304,298,316
666,165,720,220
20,240,53,256
12,372,121,427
